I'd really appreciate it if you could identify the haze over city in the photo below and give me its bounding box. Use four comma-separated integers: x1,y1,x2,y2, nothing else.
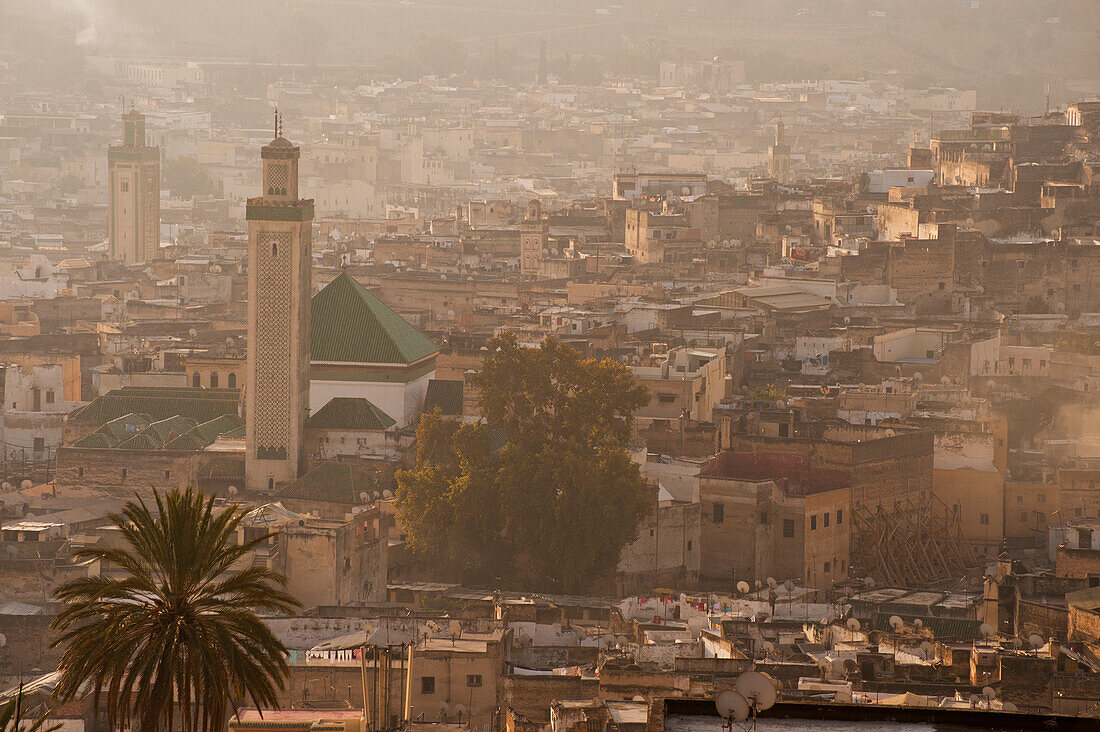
0,1,1099,731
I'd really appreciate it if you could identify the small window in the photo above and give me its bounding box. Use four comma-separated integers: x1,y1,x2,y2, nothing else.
77,467,84,478
466,674,482,688
421,677,435,694
120,180,129,192
45,390,55,404
164,470,171,480
938,282,945,290
33,437,45,452
122,468,128,479
712,503,724,524
687,540,692,551
823,513,830,528
271,241,278,257
810,515,818,530
192,372,201,387
1020,512,1027,522
228,373,237,388
824,561,831,574
836,509,843,525
783,519,795,538
210,372,219,388
268,478,275,492
980,513,990,525
1038,493,1046,504
759,511,768,525
1017,495,1023,503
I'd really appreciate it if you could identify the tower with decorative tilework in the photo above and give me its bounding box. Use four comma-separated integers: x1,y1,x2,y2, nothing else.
245,114,313,492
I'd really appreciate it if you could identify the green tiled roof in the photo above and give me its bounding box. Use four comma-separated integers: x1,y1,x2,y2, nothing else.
277,461,380,505
871,612,983,640
423,379,463,416
71,432,115,449
71,387,240,425
142,416,198,444
187,414,244,443
308,397,396,431
310,272,438,365
70,403,244,452
95,413,151,445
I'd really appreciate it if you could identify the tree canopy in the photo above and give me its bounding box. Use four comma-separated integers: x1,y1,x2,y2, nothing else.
396,334,651,593
50,488,299,732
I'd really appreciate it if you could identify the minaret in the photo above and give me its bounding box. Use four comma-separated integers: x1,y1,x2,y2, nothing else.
108,110,160,263
245,112,313,492
768,119,791,184
519,199,548,276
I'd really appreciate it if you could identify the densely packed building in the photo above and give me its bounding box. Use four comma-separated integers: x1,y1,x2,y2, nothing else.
2,36,1100,730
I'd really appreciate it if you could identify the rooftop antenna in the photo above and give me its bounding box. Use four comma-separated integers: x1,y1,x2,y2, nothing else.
1044,82,1051,115
274,108,281,138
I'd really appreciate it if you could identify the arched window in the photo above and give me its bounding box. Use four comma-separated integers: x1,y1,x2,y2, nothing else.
227,373,236,389
210,372,219,388
192,372,201,387
271,240,278,257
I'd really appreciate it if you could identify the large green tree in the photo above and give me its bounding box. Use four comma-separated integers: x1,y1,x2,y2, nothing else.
50,489,299,732
397,334,651,592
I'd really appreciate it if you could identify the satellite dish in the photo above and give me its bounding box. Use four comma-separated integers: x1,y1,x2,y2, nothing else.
783,579,794,593
382,489,394,499
227,486,237,496
1,482,10,492
979,623,995,639
188,328,198,339
448,620,462,639
360,491,370,503
863,576,875,588
632,695,646,703
0,633,6,648
1003,702,1017,712
766,577,777,588
373,491,381,499
913,618,923,628
982,686,995,699
736,671,777,712
920,641,934,656
736,581,750,594
1028,634,1044,648
754,580,762,590
889,616,904,630
834,690,852,703
21,480,32,491
715,690,750,723
760,640,775,654
846,618,861,631
1012,637,1023,648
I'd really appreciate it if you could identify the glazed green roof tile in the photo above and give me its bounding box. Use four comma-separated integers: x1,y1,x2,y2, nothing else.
307,397,396,431
871,612,982,639
94,413,151,446
117,432,163,450
71,432,115,449
277,461,380,505
164,434,206,451
423,379,464,416
143,415,199,445
186,414,245,443
71,387,240,425
310,271,438,365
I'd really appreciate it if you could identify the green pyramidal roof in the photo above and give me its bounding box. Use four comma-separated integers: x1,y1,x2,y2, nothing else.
311,272,438,365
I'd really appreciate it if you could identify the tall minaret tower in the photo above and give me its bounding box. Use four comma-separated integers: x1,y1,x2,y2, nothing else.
768,118,791,184
245,113,313,492
108,110,160,263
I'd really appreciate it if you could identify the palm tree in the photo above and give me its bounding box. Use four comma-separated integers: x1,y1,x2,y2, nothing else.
0,685,60,732
50,488,300,732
